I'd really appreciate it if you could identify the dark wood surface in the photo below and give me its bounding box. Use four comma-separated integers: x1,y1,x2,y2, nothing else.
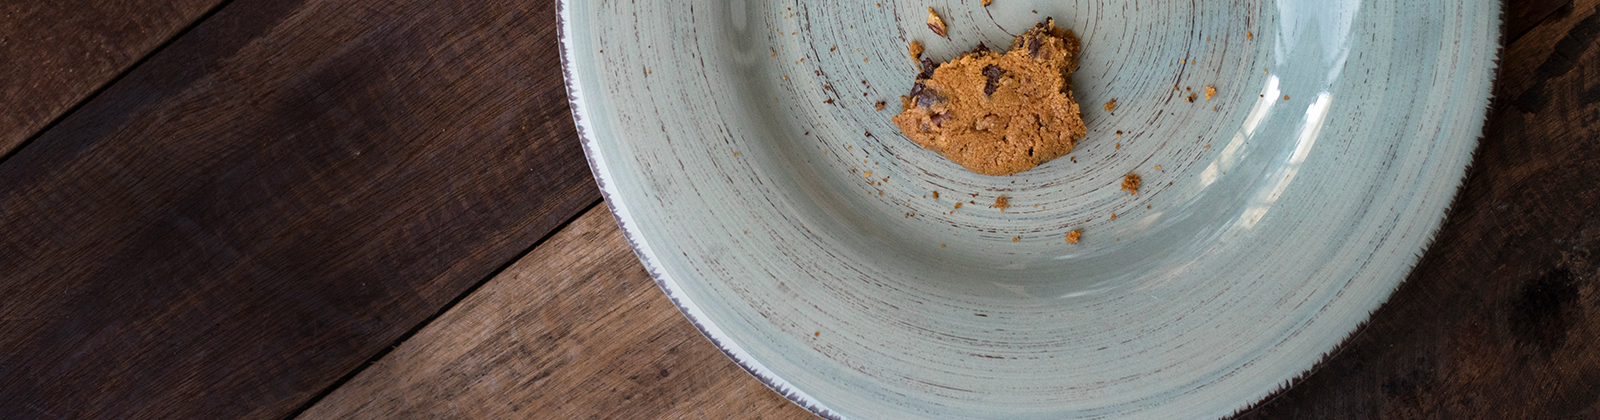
0,0,1594,419
0,0,221,155
299,206,805,419
0,0,596,418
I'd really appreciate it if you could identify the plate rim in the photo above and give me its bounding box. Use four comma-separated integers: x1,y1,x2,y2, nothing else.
556,1,849,418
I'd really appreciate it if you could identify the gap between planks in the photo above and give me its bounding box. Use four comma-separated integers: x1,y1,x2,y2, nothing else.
296,203,815,419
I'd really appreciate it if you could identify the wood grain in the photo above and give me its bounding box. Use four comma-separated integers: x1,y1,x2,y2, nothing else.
1234,0,1600,418
298,205,811,419
0,0,220,156
1508,0,1576,44
0,0,597,418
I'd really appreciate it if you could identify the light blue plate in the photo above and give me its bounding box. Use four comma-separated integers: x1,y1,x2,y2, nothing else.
560,0,1498,418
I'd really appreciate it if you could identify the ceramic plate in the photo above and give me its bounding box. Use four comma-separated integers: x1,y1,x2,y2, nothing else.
560,0,1498,418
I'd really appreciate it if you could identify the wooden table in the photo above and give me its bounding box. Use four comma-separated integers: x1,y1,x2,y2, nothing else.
0,0,1594,418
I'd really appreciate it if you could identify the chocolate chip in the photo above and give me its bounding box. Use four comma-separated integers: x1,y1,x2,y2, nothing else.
908,81,925,97
930,112,953,127
982,65,1005,96
1028,36,1042,58
915,89,939,108
973,42,990,54
918,58,938,79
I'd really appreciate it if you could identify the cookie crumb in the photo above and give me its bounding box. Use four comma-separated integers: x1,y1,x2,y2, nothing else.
1283,95,1290,100
1153,165,1162,170
1185,92,1197,102
991,196,1010,211
926,8,948,38
982,0,992,5
1110,213,1117,220
1121,173,1141,195
932,190,940,199
909,40,924,61
1012,236,1020,242
875,101,886,110
1115,130,1123,137
1246,31,1253,40
954,202,963,209
1204,85,1217,100
1066,230,1082,244
1103,98,1117,111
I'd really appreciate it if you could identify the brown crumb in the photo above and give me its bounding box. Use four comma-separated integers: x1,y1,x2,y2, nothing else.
1246,31,1254,40
831,45,837,51
1110,213,1117,221
982,0,992,5
863,171,872,177
926,8,948,38
1103,98,1117,111
1115,130,1123,137
909,40,924,62
1283,95,1290,100
1012,236,1020,242
1066,230,1082,244
991,196,1010,211
814,331,820,336
1154,165,1162,170
1121,173,1141,195
1070,156,1077,163
1204,85,1217,100
954,202,963,209
941,244,946,248
1116,143,1121,149
1185,93,1197,102
875,101,886,111
932,190,940,199
824,98,835,104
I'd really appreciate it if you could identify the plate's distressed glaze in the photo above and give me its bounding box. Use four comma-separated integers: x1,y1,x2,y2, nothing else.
559,0,1499,418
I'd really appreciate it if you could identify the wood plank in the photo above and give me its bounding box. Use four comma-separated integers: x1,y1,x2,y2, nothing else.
0,0,221,156
0,0,598,418
298,205,812,419
1508,0,1575,45
1234,0,1600,417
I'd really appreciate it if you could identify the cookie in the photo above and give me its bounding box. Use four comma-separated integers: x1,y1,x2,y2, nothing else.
892,19,1087,176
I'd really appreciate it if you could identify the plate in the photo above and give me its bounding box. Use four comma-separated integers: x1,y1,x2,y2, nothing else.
559,0,1498,418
